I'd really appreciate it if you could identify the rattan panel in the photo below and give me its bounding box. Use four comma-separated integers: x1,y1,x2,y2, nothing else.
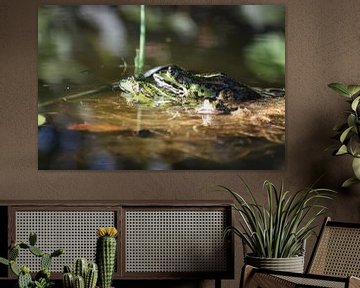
15,211,115,272
125,210,227,273
277,275,345,288
310,226,360,277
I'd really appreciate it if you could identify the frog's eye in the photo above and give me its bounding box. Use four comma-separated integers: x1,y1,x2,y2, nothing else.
167,66,176,76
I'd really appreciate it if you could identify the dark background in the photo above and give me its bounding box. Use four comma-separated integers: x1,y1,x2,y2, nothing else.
1,0,360,287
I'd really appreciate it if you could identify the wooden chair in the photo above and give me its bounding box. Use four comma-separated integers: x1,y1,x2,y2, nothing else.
241,217,360,288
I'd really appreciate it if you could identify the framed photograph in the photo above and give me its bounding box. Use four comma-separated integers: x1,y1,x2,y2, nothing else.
38,5,285,170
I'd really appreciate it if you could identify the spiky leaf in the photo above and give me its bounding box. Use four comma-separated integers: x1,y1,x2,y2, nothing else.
50,248,64,257
10,260,20,276
41,254,52,269
0,257,9,266
19,243,30,249
29,246,44,257
18,271,32,288
9,247,19,260
29,232,37,246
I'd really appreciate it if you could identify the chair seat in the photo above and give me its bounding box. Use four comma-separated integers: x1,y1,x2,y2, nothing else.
277,274,346,288
243,265,360,288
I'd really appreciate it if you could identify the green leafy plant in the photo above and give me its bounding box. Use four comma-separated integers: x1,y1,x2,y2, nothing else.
221,179,335,258
0,232,63,288
328,83,360,187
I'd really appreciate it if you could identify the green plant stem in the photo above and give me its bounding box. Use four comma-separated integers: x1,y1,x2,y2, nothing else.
135,5,146,77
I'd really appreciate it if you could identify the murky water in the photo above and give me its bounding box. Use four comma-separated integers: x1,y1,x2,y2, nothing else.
38,5,285,170
38,90,284,170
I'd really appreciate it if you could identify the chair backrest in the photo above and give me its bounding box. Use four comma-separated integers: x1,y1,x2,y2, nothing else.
307,217,360,277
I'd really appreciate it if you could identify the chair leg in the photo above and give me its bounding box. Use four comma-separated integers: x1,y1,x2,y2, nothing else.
240,265,255,288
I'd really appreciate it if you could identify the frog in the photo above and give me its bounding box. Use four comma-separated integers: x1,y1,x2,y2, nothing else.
117,65,283,113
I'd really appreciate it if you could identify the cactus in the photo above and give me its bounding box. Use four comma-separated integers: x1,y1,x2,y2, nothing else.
51,248,64,258
96,227,118,288
74,258,87,279
9,246,19,260
10,260,21,276
19,270,32,288
0,232,63,288
41,253,52,270
35,268,50,281
29,232,37,246
0,257,9,266
74,275,85,288
63,272,74,288
85,263,98,288
63,259,98,288
29,245,44,257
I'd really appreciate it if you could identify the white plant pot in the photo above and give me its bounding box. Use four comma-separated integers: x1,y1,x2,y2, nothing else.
245,254,305,273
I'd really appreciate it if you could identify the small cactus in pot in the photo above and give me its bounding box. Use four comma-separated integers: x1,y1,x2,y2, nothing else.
96,227,118,288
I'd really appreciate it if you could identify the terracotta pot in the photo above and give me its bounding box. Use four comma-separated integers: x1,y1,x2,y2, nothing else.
245,254,305,273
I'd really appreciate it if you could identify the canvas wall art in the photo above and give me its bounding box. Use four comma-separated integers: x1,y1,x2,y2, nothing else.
38,5,285,170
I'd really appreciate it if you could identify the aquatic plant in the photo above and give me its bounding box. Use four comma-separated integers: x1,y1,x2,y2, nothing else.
96,227,118,288
0,232,63,288
329,82,360,187
134,5,146,77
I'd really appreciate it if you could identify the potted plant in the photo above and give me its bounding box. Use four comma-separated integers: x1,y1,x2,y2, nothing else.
221,179,335,273
328,83,360,187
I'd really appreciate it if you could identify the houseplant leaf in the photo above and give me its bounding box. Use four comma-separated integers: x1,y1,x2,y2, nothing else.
347,85,360,96
352,157,360,179
342,177,360,188
335,145,348,155
351,96,360,111
328,83,352,97
340,126,353,143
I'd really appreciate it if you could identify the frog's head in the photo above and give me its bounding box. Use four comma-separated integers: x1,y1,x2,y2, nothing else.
118,76,140,94
153,65,190,89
